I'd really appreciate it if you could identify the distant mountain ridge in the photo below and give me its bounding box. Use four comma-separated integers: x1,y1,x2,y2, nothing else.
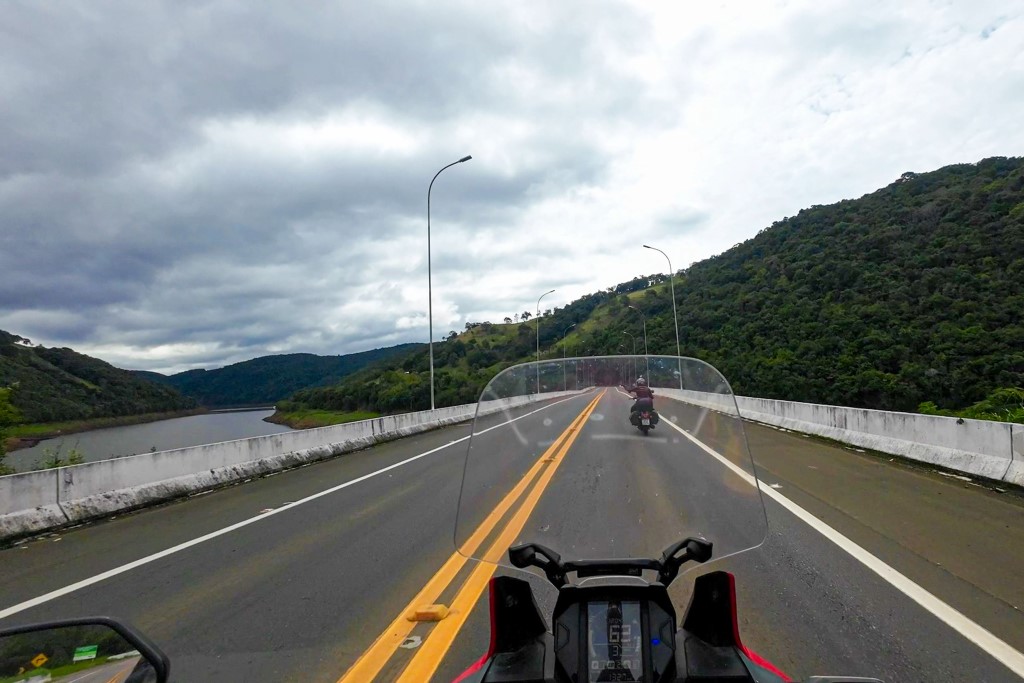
136,344,421,407
0,330,195,423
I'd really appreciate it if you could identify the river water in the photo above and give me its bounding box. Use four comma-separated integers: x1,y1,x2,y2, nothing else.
6,409,294,473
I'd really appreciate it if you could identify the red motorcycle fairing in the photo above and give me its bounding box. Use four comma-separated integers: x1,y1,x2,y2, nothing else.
680,571,791,682
451,579,497,683
453,571,793,683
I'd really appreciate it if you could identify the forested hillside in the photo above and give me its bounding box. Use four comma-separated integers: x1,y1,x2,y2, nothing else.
0,331,196,423
284,157,1023,418
139,344,421,407
671,156,1023,409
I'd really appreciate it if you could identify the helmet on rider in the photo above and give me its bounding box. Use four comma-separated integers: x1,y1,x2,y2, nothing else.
636,377,647,386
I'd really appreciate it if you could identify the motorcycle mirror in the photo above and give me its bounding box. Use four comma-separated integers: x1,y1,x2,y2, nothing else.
0,617,169,682
659,537,713,585
509,542,567,588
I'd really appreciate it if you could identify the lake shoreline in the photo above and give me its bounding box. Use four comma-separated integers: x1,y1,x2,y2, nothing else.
265,409,379,429
4,408,209,453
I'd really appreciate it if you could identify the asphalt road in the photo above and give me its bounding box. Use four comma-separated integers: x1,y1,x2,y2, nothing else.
54,658,143,683
1,390,1022,682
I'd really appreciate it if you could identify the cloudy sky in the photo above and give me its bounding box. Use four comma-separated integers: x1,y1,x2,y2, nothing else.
2,1,1022,373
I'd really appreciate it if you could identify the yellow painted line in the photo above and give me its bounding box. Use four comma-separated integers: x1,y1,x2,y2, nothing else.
337,391,604,683
104,663,132,683
396,390,606,683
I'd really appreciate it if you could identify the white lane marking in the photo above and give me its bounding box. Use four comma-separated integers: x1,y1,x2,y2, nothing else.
592,433,669,443
64,661,131,683
0,394,586,621
662,417,1024,678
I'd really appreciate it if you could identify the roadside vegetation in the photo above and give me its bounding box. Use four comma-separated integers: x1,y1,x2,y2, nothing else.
0,387,19,474
918,387,1024,424
37,443,86,468
266,408,380,429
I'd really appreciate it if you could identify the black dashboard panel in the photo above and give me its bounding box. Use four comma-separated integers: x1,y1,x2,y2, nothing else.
552,585,677,683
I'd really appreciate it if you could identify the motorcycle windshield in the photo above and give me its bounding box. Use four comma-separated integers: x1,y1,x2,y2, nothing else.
455,356,768,572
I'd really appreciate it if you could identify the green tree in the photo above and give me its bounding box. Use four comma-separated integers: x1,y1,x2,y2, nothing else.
0,386,21,474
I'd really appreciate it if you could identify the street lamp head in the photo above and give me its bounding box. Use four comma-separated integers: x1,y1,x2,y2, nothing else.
459,155,472,163
642,244,652,249
537,289,556,312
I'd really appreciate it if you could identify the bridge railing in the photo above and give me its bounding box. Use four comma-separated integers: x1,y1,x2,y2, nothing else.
656,388,1022,487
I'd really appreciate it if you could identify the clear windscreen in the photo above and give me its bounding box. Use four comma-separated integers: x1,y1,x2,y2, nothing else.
455,356,768,573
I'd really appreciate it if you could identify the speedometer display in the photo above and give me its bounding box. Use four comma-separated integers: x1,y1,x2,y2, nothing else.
587,600,644,682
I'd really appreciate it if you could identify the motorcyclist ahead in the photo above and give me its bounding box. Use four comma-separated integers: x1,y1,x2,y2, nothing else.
628,376,656,420
629,376,654,401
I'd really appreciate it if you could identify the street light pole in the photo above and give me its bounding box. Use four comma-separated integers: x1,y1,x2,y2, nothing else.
536,289,556,394
628,304,649,379
643,244,683,389
622,331,637,384
427,155,472,411
627,305,648,354
562,323,576,391
617,345,627,387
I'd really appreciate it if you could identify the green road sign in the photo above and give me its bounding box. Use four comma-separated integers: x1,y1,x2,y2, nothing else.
73,645,99,662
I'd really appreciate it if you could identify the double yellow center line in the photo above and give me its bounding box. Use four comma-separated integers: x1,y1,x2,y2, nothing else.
339,390,605,682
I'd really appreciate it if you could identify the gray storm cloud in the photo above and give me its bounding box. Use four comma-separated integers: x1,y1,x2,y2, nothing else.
1,0,1022,372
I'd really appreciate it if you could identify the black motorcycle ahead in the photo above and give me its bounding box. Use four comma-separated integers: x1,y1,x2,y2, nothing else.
629,396,659,435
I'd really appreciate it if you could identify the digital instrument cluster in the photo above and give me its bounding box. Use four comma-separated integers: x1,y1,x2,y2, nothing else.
554,591,676,683
587,600,645,681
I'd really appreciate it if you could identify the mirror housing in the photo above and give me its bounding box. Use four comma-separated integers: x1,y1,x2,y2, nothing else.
0,616,169,682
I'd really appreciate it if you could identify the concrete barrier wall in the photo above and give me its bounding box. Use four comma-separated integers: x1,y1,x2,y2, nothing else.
1002,423,1023,487
9,383,1010,541
658,387,1019,486
656,388,739,415
0,469,67,539
54,396,552,511
737,396,1015,483
0,390,584,542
